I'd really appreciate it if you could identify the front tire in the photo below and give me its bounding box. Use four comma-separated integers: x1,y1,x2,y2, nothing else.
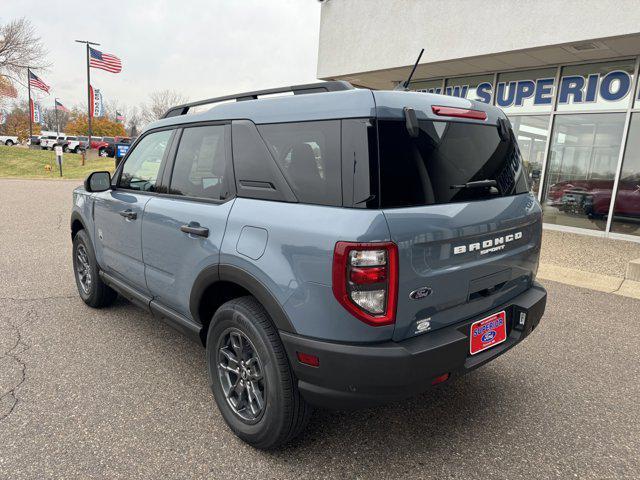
98,148,107,157
5,140,14,146
206,296,312,449
72,229,117,308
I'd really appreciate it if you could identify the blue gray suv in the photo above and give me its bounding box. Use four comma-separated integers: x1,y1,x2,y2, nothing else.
71,81,547,449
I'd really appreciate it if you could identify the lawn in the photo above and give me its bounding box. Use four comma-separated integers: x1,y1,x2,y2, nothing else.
0,145,115,179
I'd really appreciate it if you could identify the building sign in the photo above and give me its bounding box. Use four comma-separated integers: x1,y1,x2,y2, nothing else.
411,61,637,114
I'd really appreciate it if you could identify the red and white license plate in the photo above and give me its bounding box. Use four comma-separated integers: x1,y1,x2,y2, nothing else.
469,310,507,355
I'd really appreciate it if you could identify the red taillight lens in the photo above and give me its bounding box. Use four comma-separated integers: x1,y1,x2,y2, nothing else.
431,105,487,120
332,242,398,326
349,266,387,284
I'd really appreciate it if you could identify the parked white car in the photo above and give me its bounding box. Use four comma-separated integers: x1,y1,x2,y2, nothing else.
40,135,66,150
0,135,19,146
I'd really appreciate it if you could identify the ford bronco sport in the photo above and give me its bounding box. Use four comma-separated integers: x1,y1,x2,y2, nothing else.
71,81,547,449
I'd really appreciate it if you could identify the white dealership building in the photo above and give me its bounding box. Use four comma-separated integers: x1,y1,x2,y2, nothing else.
318,0,640,241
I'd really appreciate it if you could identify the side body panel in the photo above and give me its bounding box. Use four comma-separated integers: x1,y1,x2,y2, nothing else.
92,190,152,293
71,187,95,240
141,196,235,319
221,198,393,342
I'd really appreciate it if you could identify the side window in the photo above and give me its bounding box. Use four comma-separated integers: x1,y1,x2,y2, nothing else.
119,129,172,191
169,125,231,200
258,120,342,206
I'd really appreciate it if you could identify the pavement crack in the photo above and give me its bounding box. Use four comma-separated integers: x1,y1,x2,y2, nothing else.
0,294,76,302
0,306,37,423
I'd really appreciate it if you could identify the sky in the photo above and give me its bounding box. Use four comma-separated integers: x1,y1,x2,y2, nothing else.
2,0,322,114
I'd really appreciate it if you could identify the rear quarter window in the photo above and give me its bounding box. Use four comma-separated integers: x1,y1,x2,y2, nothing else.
258,121,342,206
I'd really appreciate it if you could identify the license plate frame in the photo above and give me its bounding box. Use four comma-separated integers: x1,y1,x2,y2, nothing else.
469,310,507,355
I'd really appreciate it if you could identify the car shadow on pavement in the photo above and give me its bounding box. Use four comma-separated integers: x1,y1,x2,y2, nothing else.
106,298,529,463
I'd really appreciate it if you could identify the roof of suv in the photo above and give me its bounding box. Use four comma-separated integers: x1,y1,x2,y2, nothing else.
147,83,506,132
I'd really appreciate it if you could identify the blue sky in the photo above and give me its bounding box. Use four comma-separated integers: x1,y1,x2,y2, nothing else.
2,0,321,111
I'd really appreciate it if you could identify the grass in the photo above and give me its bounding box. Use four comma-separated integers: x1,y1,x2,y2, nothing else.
0,145,115,179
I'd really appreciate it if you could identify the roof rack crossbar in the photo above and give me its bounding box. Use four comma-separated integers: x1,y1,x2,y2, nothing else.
162,81,354,118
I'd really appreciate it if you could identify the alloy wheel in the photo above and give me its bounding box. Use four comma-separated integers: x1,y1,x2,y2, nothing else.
75,244,92,294
217,328,266,423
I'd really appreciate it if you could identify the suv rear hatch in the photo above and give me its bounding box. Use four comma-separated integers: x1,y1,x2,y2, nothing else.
372,95,542,342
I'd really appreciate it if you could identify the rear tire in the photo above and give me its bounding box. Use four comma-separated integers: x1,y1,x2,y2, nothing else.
5,140,14,146
206,296,312,449
72,229,117,308
98,148,107,157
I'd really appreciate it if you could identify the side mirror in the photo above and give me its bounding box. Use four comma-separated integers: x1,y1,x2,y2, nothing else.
85,171,112,192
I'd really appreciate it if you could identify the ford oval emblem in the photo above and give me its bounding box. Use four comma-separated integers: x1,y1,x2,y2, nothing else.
481,331,496,342
409,286,432,300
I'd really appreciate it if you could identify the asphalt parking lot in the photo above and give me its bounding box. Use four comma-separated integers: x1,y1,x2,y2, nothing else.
1,178,639,479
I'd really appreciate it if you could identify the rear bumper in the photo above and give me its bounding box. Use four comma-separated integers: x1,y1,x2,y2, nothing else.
280,281,546,409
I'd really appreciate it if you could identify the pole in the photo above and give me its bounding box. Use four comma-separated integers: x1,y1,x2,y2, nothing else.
54,98,59,137
75,40,100,151
86,43,92,149
27,68,33,139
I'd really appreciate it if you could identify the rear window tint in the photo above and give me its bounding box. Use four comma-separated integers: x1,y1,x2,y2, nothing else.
258,121,342,206
378,120,528,208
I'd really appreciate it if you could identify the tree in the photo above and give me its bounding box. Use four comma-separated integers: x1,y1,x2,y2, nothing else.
141,90,187,124
2,104,41,141
65,112,126,137
41,107,70,133
0,18,48,86
126,105,141,137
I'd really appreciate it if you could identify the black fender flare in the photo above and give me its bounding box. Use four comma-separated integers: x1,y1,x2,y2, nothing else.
70,210,88,240
189,264,296,334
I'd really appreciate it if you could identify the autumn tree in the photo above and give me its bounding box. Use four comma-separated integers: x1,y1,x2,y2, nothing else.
2,104,41,141
65,112,126,137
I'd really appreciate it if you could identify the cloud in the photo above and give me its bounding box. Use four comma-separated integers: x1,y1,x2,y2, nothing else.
3,0,320,110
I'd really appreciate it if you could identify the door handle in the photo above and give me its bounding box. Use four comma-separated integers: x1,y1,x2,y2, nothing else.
119,209,137,220
180,223,209,238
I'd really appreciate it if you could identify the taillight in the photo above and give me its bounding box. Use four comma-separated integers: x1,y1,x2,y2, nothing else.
431,105,487,120
332,242,398,326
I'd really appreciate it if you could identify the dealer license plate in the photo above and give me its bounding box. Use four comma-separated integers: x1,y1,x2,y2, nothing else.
469,310,507,355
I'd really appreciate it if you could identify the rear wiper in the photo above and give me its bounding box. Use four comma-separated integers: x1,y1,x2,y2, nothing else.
450,179,498,190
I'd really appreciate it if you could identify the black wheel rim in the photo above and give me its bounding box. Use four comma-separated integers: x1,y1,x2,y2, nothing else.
216,328,266,423
75,244,92,294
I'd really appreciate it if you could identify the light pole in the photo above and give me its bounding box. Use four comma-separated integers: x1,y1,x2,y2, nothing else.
75,40,100,150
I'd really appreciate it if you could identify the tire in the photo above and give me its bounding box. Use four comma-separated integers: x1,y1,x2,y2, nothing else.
98,148,108,157
63,145,69,153
72,229,117,308
5,140,14,146
206,296,312,449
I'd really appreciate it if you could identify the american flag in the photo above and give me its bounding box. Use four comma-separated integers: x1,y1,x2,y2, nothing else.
55,99,69,112
89,47,122,73
29,71,50,93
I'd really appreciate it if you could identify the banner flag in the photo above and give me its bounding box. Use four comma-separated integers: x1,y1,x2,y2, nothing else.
30,99,42,124
90,85,104,118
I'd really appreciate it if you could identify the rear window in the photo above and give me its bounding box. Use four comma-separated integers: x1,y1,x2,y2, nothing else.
258,121,342,206
378,120,528,208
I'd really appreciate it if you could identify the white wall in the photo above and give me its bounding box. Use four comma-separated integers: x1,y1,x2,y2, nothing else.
318,0,640,78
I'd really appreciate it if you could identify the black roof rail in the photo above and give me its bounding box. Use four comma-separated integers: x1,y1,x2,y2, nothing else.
162,80,354,119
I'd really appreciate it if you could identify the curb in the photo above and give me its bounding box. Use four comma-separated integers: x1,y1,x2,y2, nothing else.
537,263,640,300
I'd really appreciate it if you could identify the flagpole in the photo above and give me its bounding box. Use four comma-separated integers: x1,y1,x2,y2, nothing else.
54,98,59,137
27,67,33,139
75,40,100,150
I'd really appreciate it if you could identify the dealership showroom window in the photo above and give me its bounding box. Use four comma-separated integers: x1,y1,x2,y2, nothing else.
411,58,640,239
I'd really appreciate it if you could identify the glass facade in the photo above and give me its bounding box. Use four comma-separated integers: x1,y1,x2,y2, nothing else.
409,57,640,240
